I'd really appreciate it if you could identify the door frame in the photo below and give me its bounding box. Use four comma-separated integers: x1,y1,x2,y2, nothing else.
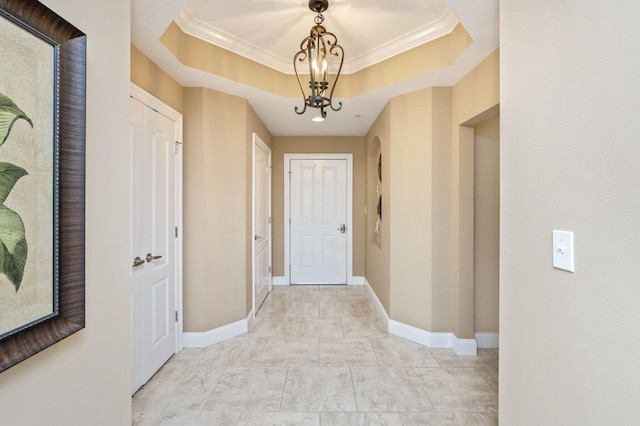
284,153,353,285
130,83,184,353
252,133,272,316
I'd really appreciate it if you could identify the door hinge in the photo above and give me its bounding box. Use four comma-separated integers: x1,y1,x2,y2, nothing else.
174,311,178,322
268,216,271,224
175,226,178,238
266,166,272,174
174,141,182,154
268,266,272,274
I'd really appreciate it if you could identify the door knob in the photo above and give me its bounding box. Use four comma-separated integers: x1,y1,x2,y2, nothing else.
146,253,162,263
132,256,145,268
255,235,263,240
337,224,346,233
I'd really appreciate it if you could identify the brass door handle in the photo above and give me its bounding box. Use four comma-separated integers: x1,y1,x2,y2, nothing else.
146,253,162,263
132,256,145,268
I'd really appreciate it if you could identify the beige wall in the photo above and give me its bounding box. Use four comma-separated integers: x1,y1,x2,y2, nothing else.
451,50,500,339
0,0,132,424
388,89,435,331
271,136,366,278
473,115,500,333
385,87,453,332
183,87,272,330
500,1,640,423
183,87,248,331
365,105,392,313
131,45,183,113
364,52,499,337
131,48,273,321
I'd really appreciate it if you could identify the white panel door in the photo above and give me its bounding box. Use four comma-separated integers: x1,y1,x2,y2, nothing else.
130,97,177,393
253,136,271,312
290,159,347,284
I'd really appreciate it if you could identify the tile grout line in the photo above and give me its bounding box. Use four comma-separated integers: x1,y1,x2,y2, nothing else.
348,366,360,413
369,337,381,367
278,366,290,412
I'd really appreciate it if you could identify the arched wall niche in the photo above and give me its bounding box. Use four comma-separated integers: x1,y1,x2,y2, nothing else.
368,136,382,246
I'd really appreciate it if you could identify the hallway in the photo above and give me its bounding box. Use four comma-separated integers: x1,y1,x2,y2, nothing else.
132,285,498,425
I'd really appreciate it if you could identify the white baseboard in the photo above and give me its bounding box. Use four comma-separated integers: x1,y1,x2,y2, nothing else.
348,276,365,285
273,276,286,286
363,277,479,356
183,319,247,348
388,320,452,349
475,332,499,349
272,276,364,286
387,319,478,356
451,335,478,356
246,309,255,330
363,277,390,323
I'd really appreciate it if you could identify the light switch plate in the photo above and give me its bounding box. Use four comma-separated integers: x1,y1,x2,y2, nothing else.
552,230,574,272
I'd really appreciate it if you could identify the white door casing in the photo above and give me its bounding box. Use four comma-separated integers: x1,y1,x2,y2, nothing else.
286,154,352,285
252,133,272,314
130,84,183,394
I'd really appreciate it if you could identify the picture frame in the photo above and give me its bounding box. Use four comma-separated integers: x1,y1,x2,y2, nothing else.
0,0,86,372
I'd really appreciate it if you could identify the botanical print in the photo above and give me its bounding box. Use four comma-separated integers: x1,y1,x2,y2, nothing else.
0,92,31,290
0,15,54,337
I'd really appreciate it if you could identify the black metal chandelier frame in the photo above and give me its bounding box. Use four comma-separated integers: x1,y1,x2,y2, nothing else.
294,0,344,119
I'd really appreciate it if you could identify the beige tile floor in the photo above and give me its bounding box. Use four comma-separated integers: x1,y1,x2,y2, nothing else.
132,285,498,425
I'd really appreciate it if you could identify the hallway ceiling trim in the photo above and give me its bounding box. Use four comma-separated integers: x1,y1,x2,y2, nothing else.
131,0,499,136
174,2,460,75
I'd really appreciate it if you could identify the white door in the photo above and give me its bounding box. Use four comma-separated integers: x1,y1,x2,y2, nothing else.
130,96,178,393
290,159,347,284
253,135,271,312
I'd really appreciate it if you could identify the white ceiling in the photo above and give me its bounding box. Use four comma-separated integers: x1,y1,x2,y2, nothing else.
131,0,499,136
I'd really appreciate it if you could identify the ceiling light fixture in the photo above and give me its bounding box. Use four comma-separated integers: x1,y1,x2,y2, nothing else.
294,0,344,120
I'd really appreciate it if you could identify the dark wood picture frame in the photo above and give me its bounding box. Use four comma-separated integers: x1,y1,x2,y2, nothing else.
0,0,86,372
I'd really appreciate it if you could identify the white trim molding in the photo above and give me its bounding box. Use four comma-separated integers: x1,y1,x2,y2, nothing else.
175,6,459,75
364,277,479,356
451,335,478,356
348,276,366,286
474,332,499,349
364,278,390,323
246,310,256,330
273,276,287,286
388,320,478,356
183,319,247,348
388,320,453,349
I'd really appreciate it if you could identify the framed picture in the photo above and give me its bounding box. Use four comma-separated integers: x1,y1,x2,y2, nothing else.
0,0,86,372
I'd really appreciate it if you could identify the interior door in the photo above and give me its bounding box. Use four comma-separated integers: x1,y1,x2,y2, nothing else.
290,159,347,284
253,136,271,312
130,97,177,393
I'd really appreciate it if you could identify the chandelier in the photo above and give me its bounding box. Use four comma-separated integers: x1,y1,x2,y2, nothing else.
294,0,344,121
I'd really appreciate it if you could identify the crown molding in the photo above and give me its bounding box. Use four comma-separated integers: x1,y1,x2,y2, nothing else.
175,7,292,73
344,8,459,74
175,6,459,75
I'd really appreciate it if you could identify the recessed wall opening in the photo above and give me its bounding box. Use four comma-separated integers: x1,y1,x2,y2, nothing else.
368,136,382,247
473,114,500,347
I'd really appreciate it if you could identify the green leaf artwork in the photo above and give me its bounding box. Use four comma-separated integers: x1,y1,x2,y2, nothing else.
0,205,27,290
0,92,30,292
0,92,33,146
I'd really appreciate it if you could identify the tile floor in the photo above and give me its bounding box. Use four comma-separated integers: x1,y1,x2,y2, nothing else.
132,285,498,425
